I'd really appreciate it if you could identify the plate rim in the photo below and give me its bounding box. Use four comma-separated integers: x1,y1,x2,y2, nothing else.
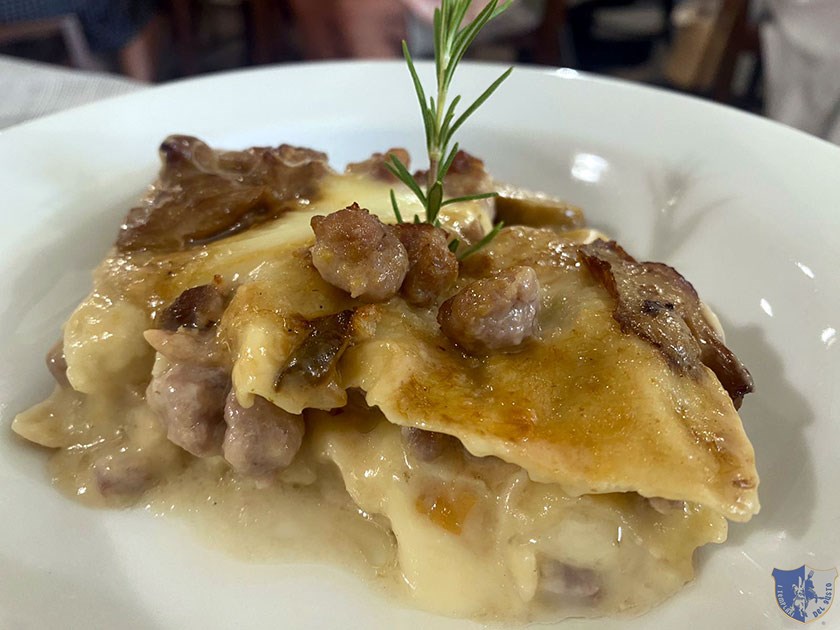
2,59,840,160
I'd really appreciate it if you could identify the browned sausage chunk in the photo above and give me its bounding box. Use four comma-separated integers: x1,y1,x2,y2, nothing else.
146,363,229,457
393,223,459,307
345,148,410,182
416,150,493,198
159,284,225,331
223,392,305,479
438,266,540,353
310,203,409,301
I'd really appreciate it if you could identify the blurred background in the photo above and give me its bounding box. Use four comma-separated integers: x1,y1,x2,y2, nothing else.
1,0,838,142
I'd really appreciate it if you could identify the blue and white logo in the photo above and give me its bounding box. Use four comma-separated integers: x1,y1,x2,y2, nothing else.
772,565,837,623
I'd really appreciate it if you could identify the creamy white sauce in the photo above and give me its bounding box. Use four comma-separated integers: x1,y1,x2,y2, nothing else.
14,387,727,622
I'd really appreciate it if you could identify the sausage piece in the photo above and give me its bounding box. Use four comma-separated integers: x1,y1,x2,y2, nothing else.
158,284,225,331
146,362,229,457
223,392,305,479
415,150,493,198
393,223,459,307
345,148,410,182
438,266,540,353
93,452,156,498
310,203,409,302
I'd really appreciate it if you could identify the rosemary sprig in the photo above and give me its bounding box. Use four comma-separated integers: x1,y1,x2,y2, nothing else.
387,0,512,259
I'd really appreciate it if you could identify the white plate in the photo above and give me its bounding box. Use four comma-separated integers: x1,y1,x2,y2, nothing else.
1,61,838,630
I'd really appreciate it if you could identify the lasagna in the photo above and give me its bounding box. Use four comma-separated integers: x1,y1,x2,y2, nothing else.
12,136,758,621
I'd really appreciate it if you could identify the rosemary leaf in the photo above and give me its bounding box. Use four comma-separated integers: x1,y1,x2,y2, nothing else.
386,154,426,203
389,189,403,224
448,66,513,139
439,95,462,148
458,221,505,261
438,142,460,182
427,182,445,223
440,191,498,207
402,42,433,142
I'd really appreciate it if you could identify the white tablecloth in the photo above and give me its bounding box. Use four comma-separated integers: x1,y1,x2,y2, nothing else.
0,55,143,130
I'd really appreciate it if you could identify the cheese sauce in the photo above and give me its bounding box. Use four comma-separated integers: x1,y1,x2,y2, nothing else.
15,388,727,622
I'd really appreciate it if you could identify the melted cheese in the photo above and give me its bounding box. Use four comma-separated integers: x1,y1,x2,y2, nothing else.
343,229,759,521
308,405,727,620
